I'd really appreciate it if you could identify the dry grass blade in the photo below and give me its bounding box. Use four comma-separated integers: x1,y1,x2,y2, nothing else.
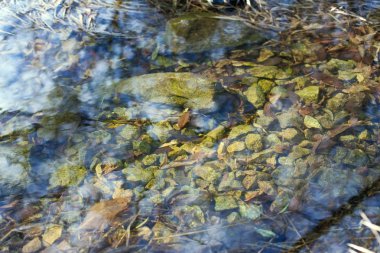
361,221,380,232
347,243,375,253
360,211,380,246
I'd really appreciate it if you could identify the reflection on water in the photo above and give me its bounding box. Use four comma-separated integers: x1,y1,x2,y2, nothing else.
0,0,380,252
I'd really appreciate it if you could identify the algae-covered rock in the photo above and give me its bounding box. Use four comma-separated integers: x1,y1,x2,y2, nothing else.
239,202,262,220
245,133,263,152
249,65,289,79
244,83,266,108
295,86,319,103
256,110,275,127
258,79,275,94
116,72,216,111
270,86,288,99
338,70,357,81
343,149,368,167
119,125,140,141
0,144,30,196
227,212,240,223
125,165,156,183
152,222,177,244
326,93,347,112
291,40,323,63
49,165,87,188
258,181,277,196
242,175,256,190
257,48,275,62
218,172,243,191
42,224,63,245
174,205,205,228
316,113,334,129
228,124,255,139
339,135,356,143
206,124,226,140
290,146,311,159
165,12,266,54
270,190,291,212
304,115,322,129
147,121,173,143
358,130,369,140
227,141,246,153
214,195,238,211
326,58,356,70
279,128,299,141
193,164,221,183
142,154,160,166
277,110,302,129
332,147,348,163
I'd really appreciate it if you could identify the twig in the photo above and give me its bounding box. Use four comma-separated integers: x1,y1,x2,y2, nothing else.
286,215,312,253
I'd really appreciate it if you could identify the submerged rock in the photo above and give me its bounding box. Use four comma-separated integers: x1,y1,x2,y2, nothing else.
343,149,368,167
119,125,140,141
214,195,238,211
239,202,262,220
49,165,87,188
245,133,263,152
116,72,216,112
227,141,246,153
193,164,221,183
0,144,30,196
147,121,173,142
125,165,157,183
165,12,266,54
277,110,302,129
326,58,356,70
304,115,322,129
326,93,347,112
279,128,299,141
295,86,319,103
244,83,266,108
228,124,255,139
218,172,243,191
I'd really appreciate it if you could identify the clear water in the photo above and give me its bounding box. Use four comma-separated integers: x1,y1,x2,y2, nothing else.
0,0,379,252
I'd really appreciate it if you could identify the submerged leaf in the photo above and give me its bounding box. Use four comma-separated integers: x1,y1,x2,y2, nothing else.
79,197,130,231
254,228,276,238
177,109,191,129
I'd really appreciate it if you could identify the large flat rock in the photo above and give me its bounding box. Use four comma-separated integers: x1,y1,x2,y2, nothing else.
165,12,267,54
115,72,217,112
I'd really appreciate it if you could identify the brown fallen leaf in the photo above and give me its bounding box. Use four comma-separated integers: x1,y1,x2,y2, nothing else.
298,105,313,116
177,109,191,129
309,70,344,89
327,117,359,138
263,102,275,118
0,200,19,209
79,197,130,231
312,134,336,154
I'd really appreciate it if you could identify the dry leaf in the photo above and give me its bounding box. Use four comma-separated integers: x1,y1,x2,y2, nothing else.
177,109,191,129
327,117,359,138
79,197,130,231
310,70,344,89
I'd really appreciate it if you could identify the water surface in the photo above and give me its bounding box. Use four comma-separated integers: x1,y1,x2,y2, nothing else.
0,1,380,252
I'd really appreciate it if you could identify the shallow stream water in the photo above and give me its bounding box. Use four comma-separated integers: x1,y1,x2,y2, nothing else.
0,0,380,252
